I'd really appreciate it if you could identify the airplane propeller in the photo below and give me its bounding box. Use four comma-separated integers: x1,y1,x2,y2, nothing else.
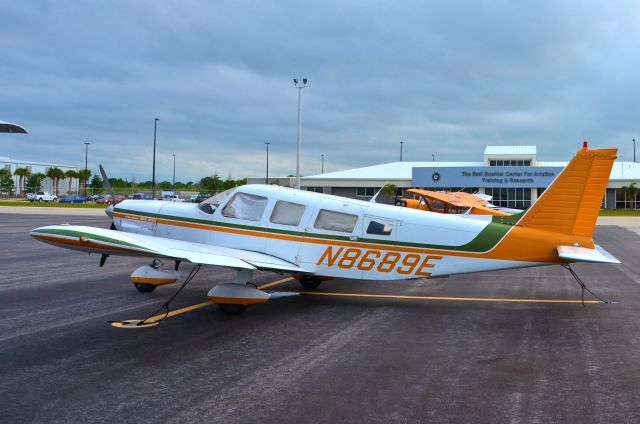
98,164,116,267
99,164,115,218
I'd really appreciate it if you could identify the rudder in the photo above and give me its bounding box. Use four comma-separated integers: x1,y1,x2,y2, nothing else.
517,143,617,237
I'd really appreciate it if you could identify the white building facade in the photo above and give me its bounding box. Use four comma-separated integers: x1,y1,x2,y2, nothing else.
295,146,640,210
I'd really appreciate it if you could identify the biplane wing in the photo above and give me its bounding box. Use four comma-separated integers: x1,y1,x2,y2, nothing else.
406,188,511,216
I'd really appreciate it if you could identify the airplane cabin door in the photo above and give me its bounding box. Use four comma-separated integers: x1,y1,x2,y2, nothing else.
300,200,364,279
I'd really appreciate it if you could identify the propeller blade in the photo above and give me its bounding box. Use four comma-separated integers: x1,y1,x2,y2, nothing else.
99,164,114,197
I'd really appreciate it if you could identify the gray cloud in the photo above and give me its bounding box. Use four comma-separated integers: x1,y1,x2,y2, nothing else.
1,0,639,181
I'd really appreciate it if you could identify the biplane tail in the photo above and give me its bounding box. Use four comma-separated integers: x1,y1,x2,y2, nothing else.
517,142,617,238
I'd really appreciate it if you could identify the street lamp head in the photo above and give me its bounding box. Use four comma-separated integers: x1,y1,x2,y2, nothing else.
155,118,159,122
293,78,298,84
302,78,308,85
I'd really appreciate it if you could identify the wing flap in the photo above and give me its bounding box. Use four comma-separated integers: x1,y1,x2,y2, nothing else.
557,245,621,264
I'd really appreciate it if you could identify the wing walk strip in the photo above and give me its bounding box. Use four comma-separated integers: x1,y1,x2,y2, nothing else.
115,277,601,327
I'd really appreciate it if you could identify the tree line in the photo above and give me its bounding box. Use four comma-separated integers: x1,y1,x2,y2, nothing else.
0,167,92,197
90,173,247,194
1,167,248,197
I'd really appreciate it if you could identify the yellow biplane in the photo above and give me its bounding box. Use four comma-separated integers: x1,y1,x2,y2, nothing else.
398,188,513,216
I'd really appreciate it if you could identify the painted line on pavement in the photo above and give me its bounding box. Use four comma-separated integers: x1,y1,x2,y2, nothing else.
296,291,602,304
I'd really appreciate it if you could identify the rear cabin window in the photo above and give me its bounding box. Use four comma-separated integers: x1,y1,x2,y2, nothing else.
366,221,393,236
314,209,358,233
270,201,305,226
221,193,268,221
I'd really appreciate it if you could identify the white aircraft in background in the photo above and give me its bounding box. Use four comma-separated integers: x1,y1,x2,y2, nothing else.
31,143,619,321
0,121,28,133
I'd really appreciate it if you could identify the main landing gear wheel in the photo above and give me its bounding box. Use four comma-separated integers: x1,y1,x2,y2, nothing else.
299,276,322,289
134,283,157,292
218,303,247,315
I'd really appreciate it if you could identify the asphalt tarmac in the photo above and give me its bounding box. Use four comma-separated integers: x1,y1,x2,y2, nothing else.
2,212,640,423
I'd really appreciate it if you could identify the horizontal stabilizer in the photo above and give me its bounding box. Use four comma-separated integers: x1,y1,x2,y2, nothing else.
557,245,620,264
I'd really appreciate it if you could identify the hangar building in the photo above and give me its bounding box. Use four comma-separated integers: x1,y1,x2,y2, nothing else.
297,146,640,210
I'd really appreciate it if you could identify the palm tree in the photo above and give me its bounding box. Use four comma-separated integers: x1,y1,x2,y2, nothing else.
46,167,65,196
13,167,31,197
65,169,79,194
0,168,13,197
78,169,92,196
25,173,46,193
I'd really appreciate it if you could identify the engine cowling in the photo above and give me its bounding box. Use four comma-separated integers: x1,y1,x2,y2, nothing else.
129,265,182,286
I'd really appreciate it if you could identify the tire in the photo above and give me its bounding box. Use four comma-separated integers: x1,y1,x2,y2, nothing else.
218,303,247,315
299,276,322,289
38,198,43,202
134,283,157,292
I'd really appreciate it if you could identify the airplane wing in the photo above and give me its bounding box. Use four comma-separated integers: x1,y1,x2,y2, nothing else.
407,189,468,207
30,225,309,272
469,205,511,216
557,245,621,264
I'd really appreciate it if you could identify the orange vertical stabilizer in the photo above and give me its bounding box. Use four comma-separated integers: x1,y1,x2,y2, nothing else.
517,145,617,237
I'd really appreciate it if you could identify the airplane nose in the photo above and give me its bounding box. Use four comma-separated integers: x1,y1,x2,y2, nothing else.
105,205,114,218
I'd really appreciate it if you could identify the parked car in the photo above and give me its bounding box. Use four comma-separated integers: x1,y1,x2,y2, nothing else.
191,194,207,203
130,193,153,200
111,195,127,205
95,195,112,204
165,194,184,202
59,195,89,204
27,191,57,202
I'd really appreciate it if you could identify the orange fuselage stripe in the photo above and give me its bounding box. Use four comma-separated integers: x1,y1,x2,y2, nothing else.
114,212,587,263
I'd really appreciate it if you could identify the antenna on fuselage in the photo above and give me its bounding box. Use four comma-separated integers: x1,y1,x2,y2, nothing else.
369,181,389,203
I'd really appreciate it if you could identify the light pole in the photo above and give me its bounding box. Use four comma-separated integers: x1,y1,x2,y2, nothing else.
265,142,270,184
293,77,307,190
84,142,90,196
432,154,435,162
172,153,176,189
321,154,324,174
400,141,403,161
152,118,159,199
633,138,636,163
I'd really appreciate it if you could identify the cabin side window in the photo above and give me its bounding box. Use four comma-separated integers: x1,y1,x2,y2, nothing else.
366,220,393,236
314,209,358,233
221,192,268,221
270,201,306,226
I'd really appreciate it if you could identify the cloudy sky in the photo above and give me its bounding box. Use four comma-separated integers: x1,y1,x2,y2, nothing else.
1,1,639,182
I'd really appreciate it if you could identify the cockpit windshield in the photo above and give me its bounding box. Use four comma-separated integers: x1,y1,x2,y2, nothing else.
197,188,236,214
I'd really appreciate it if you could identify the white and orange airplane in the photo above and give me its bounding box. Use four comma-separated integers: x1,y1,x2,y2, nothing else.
31,143,619,318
